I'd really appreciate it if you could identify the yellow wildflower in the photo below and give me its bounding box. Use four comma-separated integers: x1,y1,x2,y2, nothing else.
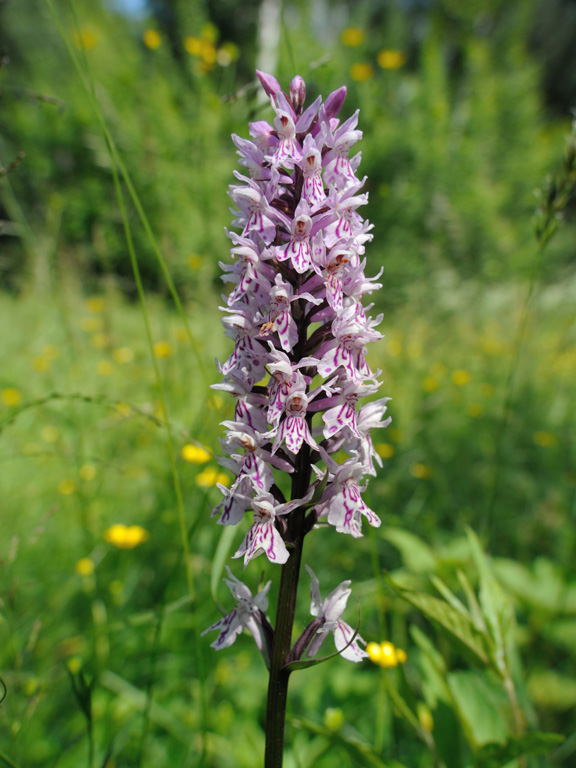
79,464,96,481
113,347,134,364
97,361,114,377
422,376,439,392
143,29,162,50
85,297,105,313
74,29,98,51
104,524,150,549
187,254,202,269
410,463,431,479
153,341,172,358
58,479,76,496
350,63,374,82
41,425,60,443
341,27,365,47
184,36,203,56
181,444,212,464
75,558,95,577
533,431,557,447
451,369,471,387
32,356,50,372
1,388,22,407
377,49,406,69
375,442,395,459
367,641,407,668
196,466,229,488
467,403,484,418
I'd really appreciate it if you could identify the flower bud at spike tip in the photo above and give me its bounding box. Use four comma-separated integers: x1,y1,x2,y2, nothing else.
290,75,306,114
323,85,347,119
255,69,282,98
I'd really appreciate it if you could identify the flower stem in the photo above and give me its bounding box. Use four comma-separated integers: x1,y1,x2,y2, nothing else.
264,517,305,767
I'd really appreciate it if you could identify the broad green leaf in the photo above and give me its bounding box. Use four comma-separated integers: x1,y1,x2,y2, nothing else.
448,670,510,748
388,576,489,663
383,527,437,573
476,732,564,768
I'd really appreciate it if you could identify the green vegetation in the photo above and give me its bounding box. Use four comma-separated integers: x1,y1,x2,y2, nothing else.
1,0,575,766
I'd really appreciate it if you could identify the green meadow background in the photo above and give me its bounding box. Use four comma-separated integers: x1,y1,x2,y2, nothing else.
1,0,575,766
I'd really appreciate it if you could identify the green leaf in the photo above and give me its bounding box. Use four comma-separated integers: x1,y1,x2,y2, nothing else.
430,574,470,617
387,576,489,663
448,670,510,748
476,732,564,768
383,527,437,573
466,528,514,675
456,568,486,634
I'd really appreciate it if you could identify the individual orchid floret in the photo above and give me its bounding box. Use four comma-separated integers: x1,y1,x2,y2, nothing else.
228,174,279,244
233,491,308,566
316,448,381,538
275,200,313,273
211,373,268,432
271,390,318,456
304,566,368,662
300,134,326,206
202,566,272,663
319,379,380,439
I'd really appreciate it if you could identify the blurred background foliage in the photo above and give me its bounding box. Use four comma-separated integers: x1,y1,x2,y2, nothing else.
1,0,576,766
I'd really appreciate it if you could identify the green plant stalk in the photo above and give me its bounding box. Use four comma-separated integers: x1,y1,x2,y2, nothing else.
264,522,305,767
0,751,21,768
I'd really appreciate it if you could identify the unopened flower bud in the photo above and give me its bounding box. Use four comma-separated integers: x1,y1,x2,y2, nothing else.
290,75,306,115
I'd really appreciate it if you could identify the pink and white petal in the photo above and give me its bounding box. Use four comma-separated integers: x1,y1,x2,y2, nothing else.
334,621,368,662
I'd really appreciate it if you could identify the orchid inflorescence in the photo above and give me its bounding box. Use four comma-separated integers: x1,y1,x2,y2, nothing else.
203,70,390,668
